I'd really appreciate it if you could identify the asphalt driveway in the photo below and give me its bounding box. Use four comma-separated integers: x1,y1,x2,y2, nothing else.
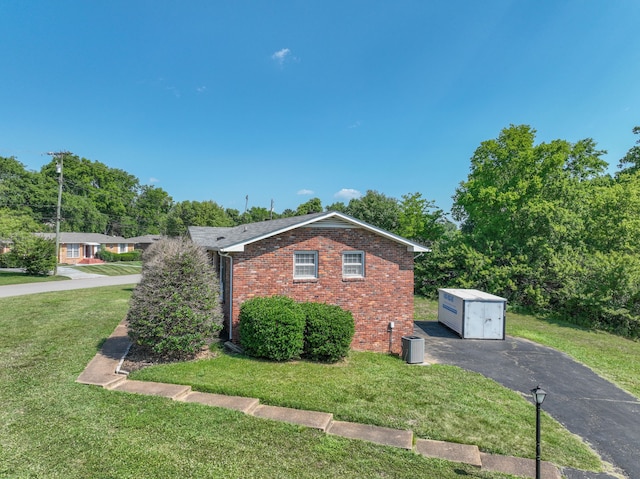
414,321,639,479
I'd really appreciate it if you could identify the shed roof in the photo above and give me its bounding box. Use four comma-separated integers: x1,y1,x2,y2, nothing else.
189,211,429,253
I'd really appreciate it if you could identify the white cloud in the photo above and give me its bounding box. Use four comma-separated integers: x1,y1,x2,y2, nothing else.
348,120,362,129
196,86,207,93
297,189,314,195
149,177,159,183
334,188,361,200
271,48,291,65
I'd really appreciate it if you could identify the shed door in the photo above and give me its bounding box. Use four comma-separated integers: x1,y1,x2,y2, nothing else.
464,301,503,339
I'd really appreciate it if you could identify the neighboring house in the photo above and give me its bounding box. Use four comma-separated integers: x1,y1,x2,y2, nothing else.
189,211,429,354
126,235,163,251
35,233,134,265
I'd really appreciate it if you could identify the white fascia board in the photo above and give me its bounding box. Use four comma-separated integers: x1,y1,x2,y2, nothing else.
219,211,429,253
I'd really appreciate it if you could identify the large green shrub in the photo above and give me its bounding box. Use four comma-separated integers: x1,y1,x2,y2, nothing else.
302,302,354,363
126,237,223,360
9,234,56,276
239,296,305,361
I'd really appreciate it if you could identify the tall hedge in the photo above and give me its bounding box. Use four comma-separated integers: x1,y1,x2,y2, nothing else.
238,296,305,361
126,237,223,359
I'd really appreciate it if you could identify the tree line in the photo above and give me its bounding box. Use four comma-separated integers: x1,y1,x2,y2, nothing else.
1,124,639,337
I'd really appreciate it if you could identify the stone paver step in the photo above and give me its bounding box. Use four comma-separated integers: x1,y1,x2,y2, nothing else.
180,391,260,414
415,439,482,467
111,379,191,400
480,453,561,479
327,420,413,450
252,404,333,431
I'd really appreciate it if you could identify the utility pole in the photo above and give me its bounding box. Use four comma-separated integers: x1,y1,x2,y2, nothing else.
47,151,69,276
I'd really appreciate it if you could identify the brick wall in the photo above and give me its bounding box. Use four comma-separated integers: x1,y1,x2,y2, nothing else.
228,227,415,354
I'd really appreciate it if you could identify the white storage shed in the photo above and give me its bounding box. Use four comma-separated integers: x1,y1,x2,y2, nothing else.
438,289,506,339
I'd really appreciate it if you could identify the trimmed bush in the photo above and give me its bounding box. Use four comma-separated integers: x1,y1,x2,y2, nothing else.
302,302,355,363
96,249,142,262
239,296,305,361
116,250,142,262
126,237,223,360
95,249,115,262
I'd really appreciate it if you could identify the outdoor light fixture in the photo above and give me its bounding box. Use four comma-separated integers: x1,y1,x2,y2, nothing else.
530,385,547,479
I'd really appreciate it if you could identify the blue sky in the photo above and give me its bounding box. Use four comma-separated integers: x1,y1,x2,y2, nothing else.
1,1,639,216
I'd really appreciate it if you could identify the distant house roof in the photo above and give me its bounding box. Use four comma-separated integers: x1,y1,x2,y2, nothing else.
35,232,130,244
126,234,163,244
189,211,430,253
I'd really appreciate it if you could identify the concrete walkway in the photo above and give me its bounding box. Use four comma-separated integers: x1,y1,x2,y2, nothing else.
414,321,638,479
77,320,564,479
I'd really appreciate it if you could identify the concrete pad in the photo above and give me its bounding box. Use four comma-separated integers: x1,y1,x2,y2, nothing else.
480,452,561,479
415,439,482,467
76,353,126,388
180,391,260,414
326,420,413,450
111,380,191,400
252,404,333,431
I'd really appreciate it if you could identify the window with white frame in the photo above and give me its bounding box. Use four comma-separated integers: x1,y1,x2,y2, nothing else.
118,243,127,253
67,243,80,259
342,251,365,277
294,251,318,279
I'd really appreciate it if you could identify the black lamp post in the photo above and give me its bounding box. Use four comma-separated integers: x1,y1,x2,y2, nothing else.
531,385,547,479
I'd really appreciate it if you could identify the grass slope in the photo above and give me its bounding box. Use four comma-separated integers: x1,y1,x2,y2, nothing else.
0,287,515,479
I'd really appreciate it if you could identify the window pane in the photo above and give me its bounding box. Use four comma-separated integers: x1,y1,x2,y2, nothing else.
294,252,317,278
343,252,364,276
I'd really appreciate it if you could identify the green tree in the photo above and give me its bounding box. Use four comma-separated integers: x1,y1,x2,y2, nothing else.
40,154,140,236
617,126,640,176
133,185,173,235
295,197,322,215
344,190,401,232
398,192,445,243
166,200,233,236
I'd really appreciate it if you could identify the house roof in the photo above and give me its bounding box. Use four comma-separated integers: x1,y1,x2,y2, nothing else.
35,232,130,244
126,234,163,244
189,211,430,253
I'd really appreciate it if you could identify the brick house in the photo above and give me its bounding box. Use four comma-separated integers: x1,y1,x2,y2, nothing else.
35,232,134,265
189,211,429,354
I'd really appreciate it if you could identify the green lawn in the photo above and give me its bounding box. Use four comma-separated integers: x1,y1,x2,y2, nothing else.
0,287,517,479
0,270,69,285
71,262,142,276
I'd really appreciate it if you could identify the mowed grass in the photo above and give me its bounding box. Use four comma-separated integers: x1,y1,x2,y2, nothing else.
71,262,142,276
0,270,69,285
132,301,602,471
1,287,517,479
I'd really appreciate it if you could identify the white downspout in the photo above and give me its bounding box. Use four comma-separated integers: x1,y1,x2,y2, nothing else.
219,251,233,341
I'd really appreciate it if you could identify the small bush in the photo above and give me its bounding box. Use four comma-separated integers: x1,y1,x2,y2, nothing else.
302,302,355,362
117,250,142,262
239,296,305,361
126,237,223,360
